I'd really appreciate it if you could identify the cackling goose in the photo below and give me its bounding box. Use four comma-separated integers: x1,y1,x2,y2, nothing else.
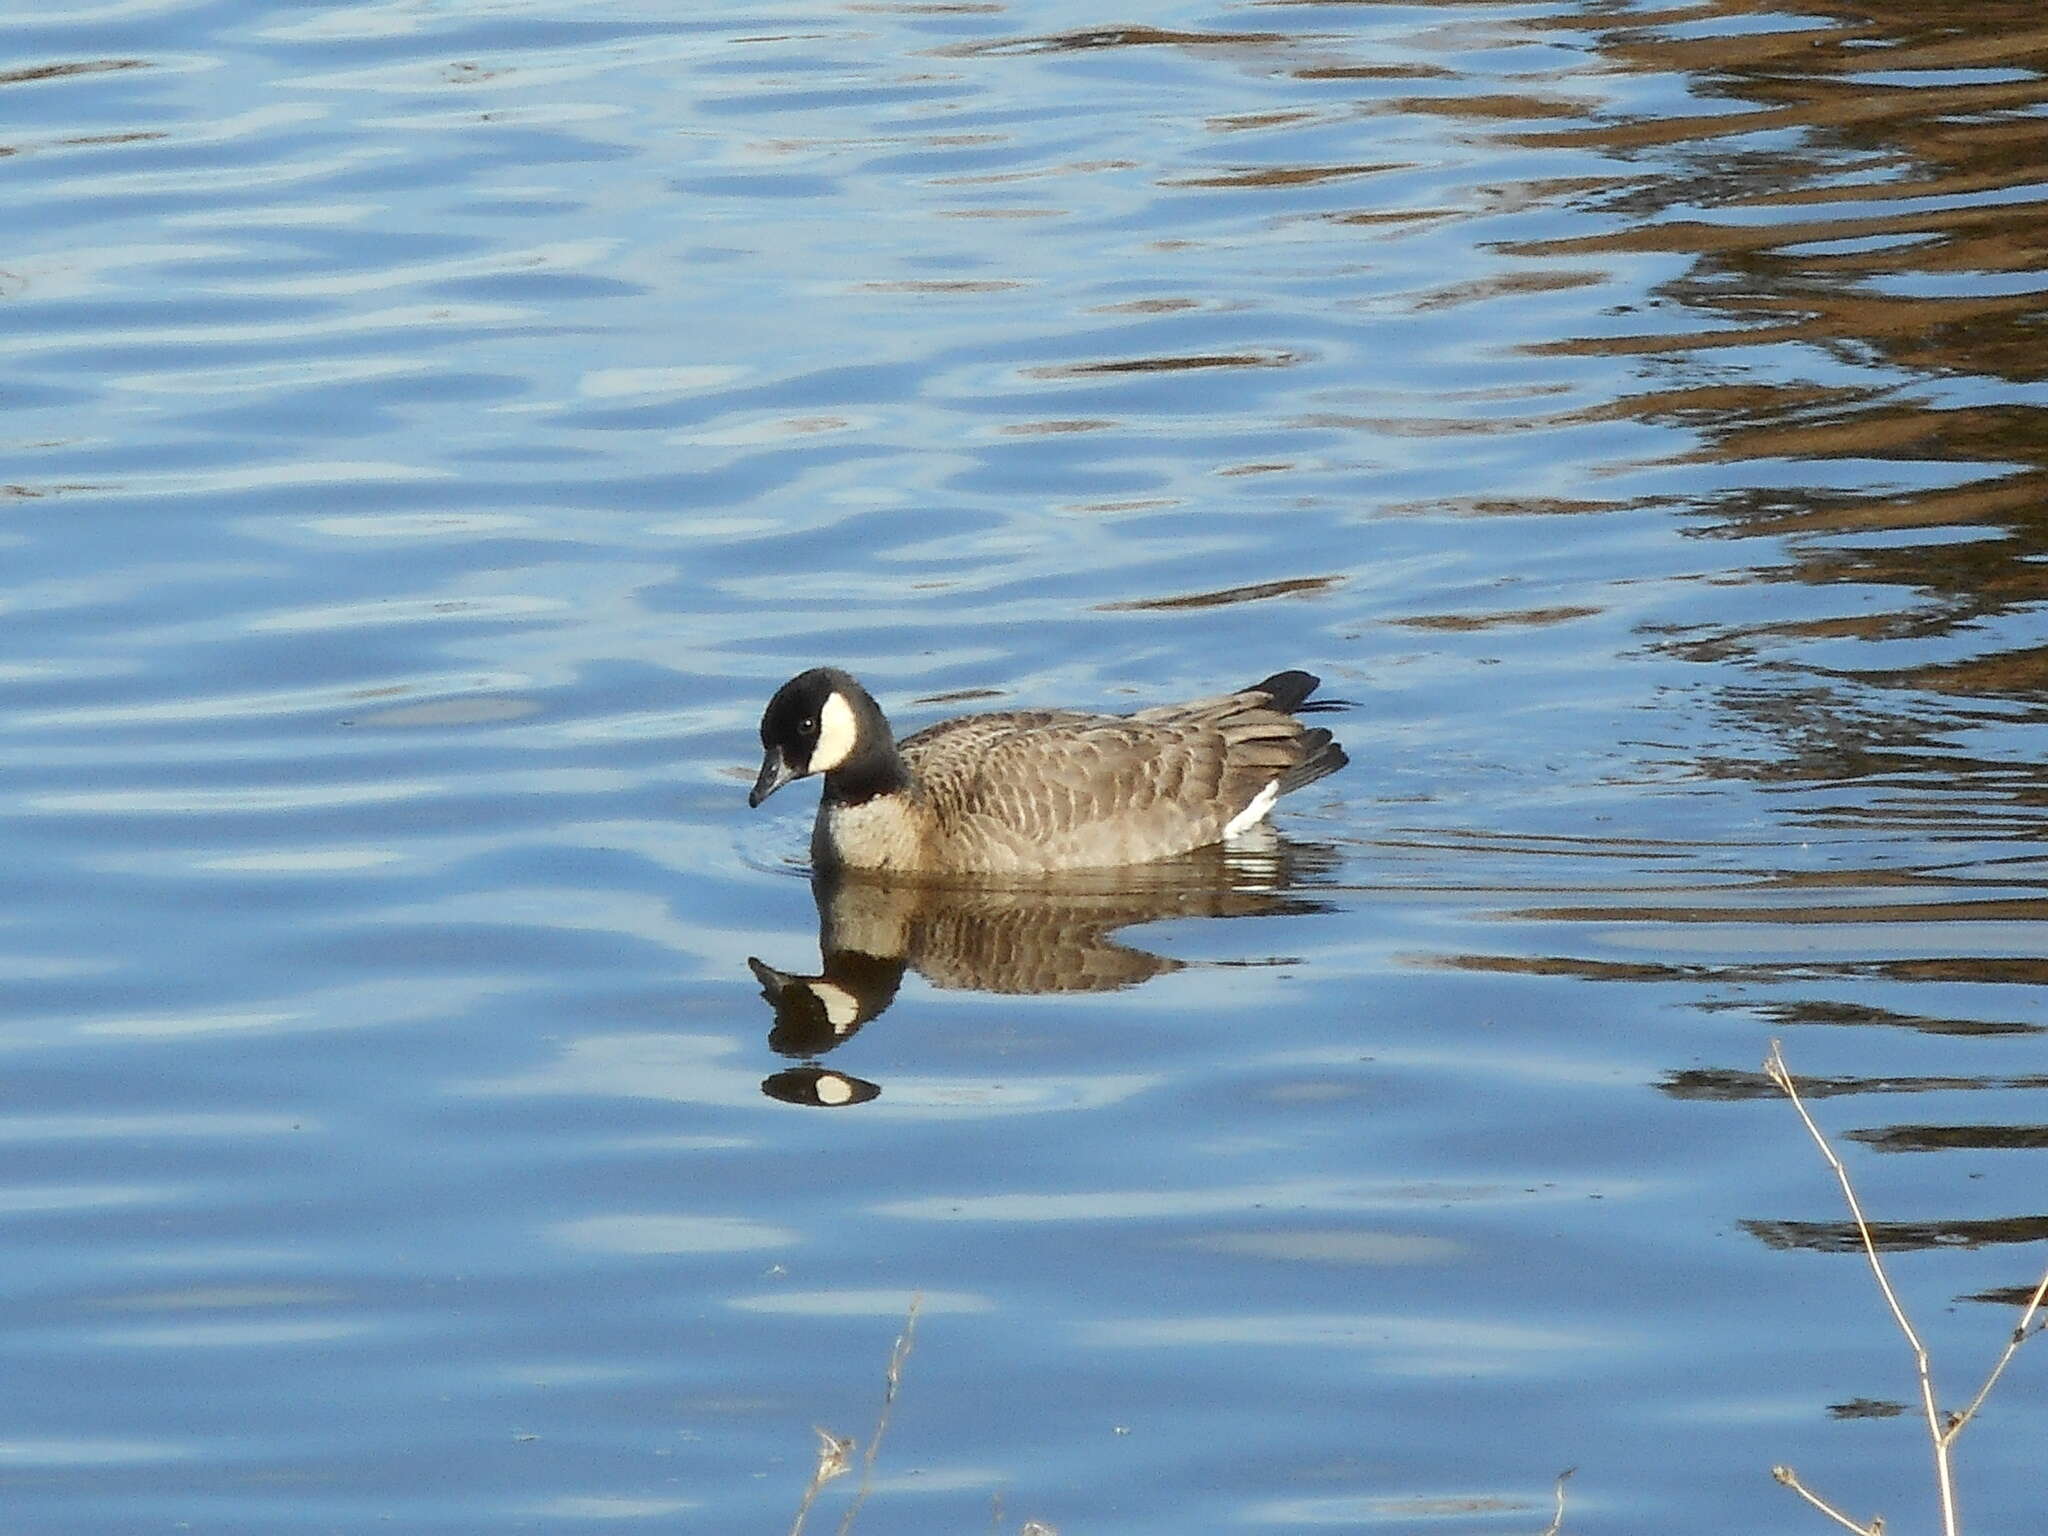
748,668,1347,875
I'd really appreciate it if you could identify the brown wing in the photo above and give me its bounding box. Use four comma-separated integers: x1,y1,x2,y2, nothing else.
897,707,1099,760
903,691,1312,870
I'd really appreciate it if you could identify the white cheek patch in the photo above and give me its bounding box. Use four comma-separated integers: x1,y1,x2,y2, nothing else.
809,690,859,773
1224,779,1280,839
805,981,860,1033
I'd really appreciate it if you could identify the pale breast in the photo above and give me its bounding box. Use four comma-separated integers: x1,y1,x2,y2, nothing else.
813,794,931,874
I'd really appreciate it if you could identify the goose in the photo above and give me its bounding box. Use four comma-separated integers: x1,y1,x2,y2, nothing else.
748,668,1347,876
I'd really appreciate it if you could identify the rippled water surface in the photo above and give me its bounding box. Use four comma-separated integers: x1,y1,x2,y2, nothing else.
6,0,2048,1530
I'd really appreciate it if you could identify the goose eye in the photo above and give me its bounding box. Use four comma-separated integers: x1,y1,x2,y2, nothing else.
798,716,817,734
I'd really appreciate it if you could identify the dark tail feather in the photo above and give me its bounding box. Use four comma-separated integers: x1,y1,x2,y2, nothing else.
1250,670,1319,712
1279,728,1348,794
1250,670,1352,715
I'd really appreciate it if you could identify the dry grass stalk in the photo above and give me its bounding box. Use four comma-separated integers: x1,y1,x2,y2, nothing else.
832,1292,923,1536
1763,1040,2048,1536
787,1427,854,1536
782,1294,1059,1534
1539,1466,1575,1536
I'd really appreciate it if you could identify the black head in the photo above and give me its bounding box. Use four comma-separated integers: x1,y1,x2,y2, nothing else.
749,668,886,808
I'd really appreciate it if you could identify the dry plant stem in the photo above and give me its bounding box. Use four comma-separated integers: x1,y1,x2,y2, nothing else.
1948,1264,2048,1437
1763,1041,1957,1536
788,1428,854,1536
835,1292,924,1536
1772,1464,1882,1536
1539,1466,1575,1536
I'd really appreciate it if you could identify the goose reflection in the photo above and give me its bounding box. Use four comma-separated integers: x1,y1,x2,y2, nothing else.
749,831,1338,1107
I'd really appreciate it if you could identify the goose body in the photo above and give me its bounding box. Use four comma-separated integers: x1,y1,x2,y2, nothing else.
749,668,1347,876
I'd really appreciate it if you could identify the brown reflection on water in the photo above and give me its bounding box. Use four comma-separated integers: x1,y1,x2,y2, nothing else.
1391,604,1602,632
1519,894,2048,925
1098,574,1343,611
0,59,147,87
1443,951,2048,991
1852,1122,2048,1152
745,840,1340,1105
1506,2,2048,721
1665,1066,2048,1101
939,0,2048,1253
1029,350,1305,378
1746,1213,2048,1255
945,26,1295,59
1169,161,1404,189
1704,999,2044,1040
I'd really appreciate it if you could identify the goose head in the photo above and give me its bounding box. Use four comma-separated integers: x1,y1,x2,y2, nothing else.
749,668,891,807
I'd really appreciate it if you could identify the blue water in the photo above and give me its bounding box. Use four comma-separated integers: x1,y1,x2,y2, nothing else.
4,1,2047,1531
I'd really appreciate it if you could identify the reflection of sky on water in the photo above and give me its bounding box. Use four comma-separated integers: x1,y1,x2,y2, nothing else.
1,0,2046,1530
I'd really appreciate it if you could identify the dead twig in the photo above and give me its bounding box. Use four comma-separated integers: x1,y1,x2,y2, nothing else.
1764,1040,2048,1536
1948,1265,2048,1436
1771,1462,1883,1536
1763,1039,1952,1535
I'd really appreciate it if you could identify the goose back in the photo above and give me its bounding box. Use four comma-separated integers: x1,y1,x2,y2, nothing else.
891,681,1334,874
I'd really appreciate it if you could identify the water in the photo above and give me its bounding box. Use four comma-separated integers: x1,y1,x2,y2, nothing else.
4,0,2047,1530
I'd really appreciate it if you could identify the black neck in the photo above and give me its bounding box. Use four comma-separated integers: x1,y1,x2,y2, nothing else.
823,747,911,809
